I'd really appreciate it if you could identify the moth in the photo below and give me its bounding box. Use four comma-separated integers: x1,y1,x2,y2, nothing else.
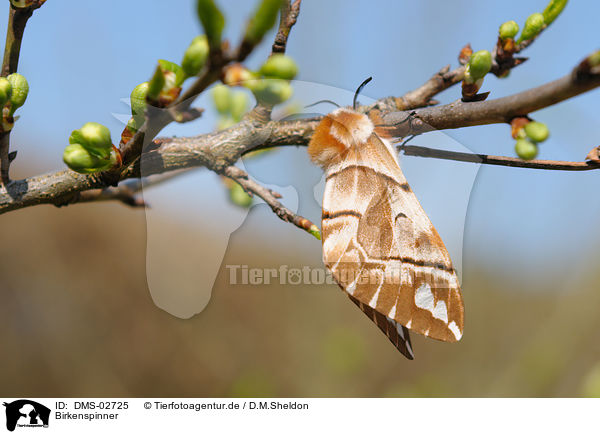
307,79,464,359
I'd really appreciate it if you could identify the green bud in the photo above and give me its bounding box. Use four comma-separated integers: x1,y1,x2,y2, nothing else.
588,50,600,67
196,0,225,49
182,35,209,77
250,79,293,106
126,117,139,133
7,73,28,113
229,91,249,121
499,20,519,40
212,84,231,114
518,13,545,43
69,122,113,158
524,121,550,143
0,77,12,107
63,143,113,174
10,0,35,8
308,224,321,240
130,81,149,120
244,0,283,44
259,54,298,80
515,138,538,160
229,182,253,207
542,0,568,26
468,50,492,81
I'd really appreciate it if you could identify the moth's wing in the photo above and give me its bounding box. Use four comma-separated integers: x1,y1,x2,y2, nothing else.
321,140,415,358
321,133,464,345
348,294,414,359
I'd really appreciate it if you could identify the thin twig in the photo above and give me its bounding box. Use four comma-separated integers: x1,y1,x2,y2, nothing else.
271,0,301,55
400,144,600,171
223,166,320,238
0,1,44,184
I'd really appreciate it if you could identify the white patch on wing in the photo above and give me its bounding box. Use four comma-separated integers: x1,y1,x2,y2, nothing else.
415,283,450,324
368,279,383,308
406,320,412,328
432,300,448,324
414,283,435,312
448,321,462,340
345,272,361,295
388,304,396,319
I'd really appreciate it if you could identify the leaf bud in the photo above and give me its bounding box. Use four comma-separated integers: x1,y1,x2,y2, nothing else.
196,0,225,49
518,13,545,43
244,0,283,45
499,20,519,40
259,54,298,80
524,121,550,143
7,73,28,114
182,35,209,77
515,138,538,160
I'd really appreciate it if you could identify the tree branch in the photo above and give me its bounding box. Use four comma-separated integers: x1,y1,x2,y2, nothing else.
0,1,45,184
271,0,301,55
378,64,600,137
400,144,600,171
222,165,319,238
0,52,598,216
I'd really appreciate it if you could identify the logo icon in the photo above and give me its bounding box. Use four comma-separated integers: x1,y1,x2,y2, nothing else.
3,400,50,432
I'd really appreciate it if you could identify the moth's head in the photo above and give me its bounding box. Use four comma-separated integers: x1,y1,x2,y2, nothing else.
307,108,374,169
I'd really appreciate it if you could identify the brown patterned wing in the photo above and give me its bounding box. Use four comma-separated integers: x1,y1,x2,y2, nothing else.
321,132,464,353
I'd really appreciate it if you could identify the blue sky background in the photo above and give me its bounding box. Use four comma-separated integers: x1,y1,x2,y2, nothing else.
3,0,600,294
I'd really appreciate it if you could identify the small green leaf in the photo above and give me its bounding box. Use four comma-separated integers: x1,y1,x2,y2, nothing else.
147,64,166,101
196,0,225,49
542,0,568,26
244,0,283,44
158,59,186,87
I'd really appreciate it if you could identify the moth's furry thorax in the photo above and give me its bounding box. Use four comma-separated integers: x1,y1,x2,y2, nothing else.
307,108,374,169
